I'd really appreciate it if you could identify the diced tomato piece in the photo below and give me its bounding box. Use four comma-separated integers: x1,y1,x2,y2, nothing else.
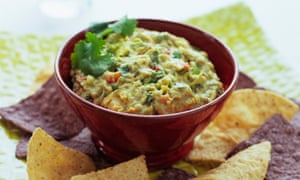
159,94,170,105
151,65,161,71
182,63,190,71
106,72,121,84
76,76,87,82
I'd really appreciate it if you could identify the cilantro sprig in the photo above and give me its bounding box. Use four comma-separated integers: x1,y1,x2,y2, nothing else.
71,32,114,77
71,16,137,77
90,16,137,37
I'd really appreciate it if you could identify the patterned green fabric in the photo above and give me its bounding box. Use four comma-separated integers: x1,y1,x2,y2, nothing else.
185,3,300,98
0,33,66,179
0,3,299,179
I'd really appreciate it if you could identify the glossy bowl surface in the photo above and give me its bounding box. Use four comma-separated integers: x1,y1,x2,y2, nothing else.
55,19,238,169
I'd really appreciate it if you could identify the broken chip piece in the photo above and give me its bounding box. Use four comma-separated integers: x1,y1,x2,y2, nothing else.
0,76,84,140
227,114,300,180
71,155,149,180
27,128,96,180
192,141,271,180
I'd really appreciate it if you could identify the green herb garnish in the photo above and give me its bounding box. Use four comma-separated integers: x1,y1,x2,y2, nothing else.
118,65,130,74
111,84,119,91
71,32,114,77
157,34,169,42
108,16,137,36
146,93,153,105
89,16,137,38
71,16,137,77
149,50,159,63
149,70,164,83
172,51,182,59
192,65,201,75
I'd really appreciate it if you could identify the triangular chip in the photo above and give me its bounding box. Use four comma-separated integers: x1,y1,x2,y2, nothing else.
212,89,298,142
236,72,257,89
192,141,271,180
186,127,236,166
0,76,84,140
227,114,300,180
71,155,149,180
187,89,298,165
27,128,96,180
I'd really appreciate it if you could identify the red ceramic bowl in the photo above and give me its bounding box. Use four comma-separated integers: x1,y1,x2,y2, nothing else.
55,19,238,169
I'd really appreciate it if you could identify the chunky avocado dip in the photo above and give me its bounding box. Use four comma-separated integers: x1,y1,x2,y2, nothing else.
71,17,223,115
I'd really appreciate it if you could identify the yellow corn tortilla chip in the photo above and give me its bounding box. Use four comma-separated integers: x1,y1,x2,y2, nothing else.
186,127,237,167
192,141,271,180
27,128,96,180
212,89,298,142
71,155,149,180
186,89,298,164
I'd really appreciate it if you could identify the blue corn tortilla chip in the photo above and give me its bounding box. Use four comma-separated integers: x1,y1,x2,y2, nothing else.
60,128,99,158
16,127,112,169
15,128,98,159
15,133,31,158
236,72,257,89
0,76,84,140
157,168,196,180
291,98,300,128
1,75,110,168
227,114,300,180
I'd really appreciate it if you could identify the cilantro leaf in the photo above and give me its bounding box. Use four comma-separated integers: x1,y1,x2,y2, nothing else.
71,32,114,77
89,22,110,34
89,16,137,38
149,70,164,83
71,16,137,77
108,16,137,36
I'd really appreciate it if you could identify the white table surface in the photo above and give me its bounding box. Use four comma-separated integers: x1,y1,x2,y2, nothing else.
0,0,299,73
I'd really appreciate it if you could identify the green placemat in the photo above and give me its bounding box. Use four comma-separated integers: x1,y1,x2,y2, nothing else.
0,3,299,179
0,33,66,179
185,3,300,98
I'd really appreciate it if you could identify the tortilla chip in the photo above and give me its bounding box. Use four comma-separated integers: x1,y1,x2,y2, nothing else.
60,128,112,169
58,127,98,157
290,98,300,128
227,114,300,180
186,89,298,164
236,72,256,89
16,128,98,159
0,76,84,140
192,141,271,180
15,133,31,158
157,168,195,180
27,128,96,180
71,155,149,180
186,127,236,166
212,89,298,142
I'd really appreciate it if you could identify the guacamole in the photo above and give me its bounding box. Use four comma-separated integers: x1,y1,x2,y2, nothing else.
71,28,223,115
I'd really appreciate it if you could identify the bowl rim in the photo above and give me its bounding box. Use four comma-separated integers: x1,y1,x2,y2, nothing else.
54,18,239,120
